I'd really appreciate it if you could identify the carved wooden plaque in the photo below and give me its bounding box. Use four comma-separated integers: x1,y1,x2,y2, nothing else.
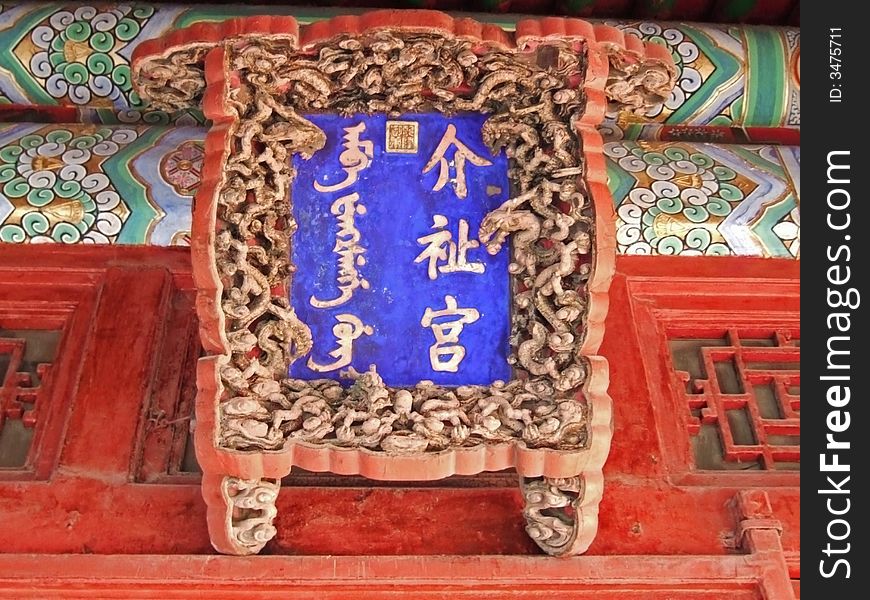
132,10,675,556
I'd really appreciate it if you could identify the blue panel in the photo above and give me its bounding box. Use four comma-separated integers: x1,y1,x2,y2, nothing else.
289,113,511,386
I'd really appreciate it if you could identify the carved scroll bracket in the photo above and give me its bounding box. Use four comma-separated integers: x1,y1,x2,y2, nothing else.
521,475,589,557
218,476,281,555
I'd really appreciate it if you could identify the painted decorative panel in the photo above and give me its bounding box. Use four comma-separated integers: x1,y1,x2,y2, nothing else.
599,22,799,141
0,122,200,244
1,4,799,140
0,124,801,259
605,141,799,257
0,2,301,124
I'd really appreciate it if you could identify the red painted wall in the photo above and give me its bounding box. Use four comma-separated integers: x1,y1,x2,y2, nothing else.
0,246,799,596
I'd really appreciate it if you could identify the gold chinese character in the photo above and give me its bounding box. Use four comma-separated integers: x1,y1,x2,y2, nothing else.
314,122,374,192
307,313,374,372
422,124,492,199
386,121,419,153
420,295,480,372
414,214,485,280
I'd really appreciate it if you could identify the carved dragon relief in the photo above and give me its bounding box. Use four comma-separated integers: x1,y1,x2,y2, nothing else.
601,47,677,115
133,14,673,556
135,31,676,121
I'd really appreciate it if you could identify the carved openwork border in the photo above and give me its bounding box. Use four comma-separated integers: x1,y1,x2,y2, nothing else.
133,11,673,555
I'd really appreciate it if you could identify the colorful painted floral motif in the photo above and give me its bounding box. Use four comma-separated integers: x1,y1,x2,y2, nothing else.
784,28,800,127
0,126,137,243
773,206,799,256
160,140,203,196
602,21,799,140
607,143,735,255
17,5,154,109
0,126,801,258
605,141,800,257
0,123,207,245
1,4,798,135
0,3,296,124
617,23,713,124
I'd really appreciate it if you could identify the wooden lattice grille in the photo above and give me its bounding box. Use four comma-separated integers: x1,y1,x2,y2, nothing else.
0,330,58,469
669,329,800,471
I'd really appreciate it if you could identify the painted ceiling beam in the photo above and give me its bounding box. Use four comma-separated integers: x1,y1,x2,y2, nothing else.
0,122,799,257
0,3,798,142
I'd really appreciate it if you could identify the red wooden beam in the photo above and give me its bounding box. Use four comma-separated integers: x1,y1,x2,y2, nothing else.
0,552,784,598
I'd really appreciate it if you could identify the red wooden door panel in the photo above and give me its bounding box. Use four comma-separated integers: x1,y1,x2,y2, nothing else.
0,246,210,553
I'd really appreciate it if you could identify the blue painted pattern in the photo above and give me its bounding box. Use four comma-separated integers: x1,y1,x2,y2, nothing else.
289,113,511,386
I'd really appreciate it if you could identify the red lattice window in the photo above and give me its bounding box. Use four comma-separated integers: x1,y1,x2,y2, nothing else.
0,330,58,470
668,328,800,472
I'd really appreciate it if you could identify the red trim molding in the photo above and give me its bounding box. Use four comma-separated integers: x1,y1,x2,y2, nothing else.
0,549,791,599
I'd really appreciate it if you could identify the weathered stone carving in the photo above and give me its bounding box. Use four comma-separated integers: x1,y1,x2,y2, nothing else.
520,476,584,556
221,476,280,554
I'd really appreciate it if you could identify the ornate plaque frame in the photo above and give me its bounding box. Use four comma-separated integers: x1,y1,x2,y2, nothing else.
132,11,675,556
